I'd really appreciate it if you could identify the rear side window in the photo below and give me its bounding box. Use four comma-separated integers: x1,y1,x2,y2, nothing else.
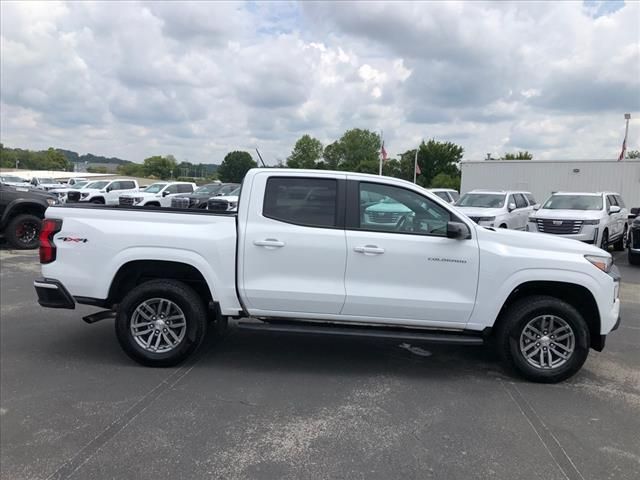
120,181,136,190
514,193,527,209
263,177,338,228
433,191,450,202
178,184,194,193
449,191,460,202
615,195,625,208
525,193,536,205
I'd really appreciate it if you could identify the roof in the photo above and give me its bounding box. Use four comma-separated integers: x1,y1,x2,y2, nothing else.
550,191,617,196
467,189,532,195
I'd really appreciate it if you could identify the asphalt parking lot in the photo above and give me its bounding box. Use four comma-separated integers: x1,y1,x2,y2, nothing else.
1,248,639,480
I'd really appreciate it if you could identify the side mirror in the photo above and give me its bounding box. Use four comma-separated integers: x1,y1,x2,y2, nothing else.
106,186,112,192
508,202,516,212
162,191,169,197
446,221,471,239
533,204,540,211
629,207,639,219
609,205,621,214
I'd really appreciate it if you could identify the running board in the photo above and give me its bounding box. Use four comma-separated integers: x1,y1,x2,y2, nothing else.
236,321,484,345
83,310,116,324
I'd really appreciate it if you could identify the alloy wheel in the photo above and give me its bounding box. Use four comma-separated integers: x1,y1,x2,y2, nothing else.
519,315,575,369
130,298,187,353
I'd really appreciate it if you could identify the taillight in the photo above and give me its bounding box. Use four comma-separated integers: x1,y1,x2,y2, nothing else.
39,219,62,264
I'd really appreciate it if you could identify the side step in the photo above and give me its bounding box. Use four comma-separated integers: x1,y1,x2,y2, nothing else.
83,310,116,324
236,320,484,345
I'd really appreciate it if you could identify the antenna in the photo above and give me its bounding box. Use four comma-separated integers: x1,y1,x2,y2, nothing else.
255,148,266,167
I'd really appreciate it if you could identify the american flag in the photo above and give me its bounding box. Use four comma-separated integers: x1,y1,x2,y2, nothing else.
380,141,388,162
618,136,627,161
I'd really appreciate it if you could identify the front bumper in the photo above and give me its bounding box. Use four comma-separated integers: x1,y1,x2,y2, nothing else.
34,278,75,309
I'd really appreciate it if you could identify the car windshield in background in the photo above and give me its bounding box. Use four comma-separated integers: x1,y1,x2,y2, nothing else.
227,187,241,196
457,193,506,208
73,182,89,189
542,195,603,210
86,181,109,189
1,176,26,183
194,184,222,195
39,178,57,183
144,183,167,193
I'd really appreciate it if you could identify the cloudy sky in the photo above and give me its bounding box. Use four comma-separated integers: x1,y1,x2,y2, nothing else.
1,0,638,164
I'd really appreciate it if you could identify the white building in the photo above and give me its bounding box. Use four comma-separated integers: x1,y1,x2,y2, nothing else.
460,160,640,207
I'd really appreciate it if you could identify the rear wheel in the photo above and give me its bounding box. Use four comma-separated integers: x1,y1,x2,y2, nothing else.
629,248,640,265
115,280,208,367
91,197,105,204
5,214,41,249
613,226,627,251
600,229,609,250
496,295,590,383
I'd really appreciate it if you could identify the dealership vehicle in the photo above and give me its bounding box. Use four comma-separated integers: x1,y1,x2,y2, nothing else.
628,208,639,265
65,177,88,186
66,179,139,205
119,182,196,207
30,177,62,191
0,175,31,188
34,169,620,383
455,190,537,230
527,192,628,250
49,181,90,203
171,183,238,209
0,183,57,248
207,187,240,212
428,188,459,204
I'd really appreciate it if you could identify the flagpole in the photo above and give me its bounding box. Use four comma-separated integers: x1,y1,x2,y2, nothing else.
379,130,383,176
619,113,630,161
413,148,418,184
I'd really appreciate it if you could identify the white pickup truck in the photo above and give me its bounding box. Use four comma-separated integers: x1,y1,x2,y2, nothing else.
34,169,621,383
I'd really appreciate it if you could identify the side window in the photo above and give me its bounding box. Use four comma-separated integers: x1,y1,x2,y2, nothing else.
109,182,120,191
178,184,194,193
450,191,460,202
434,191,450,202
514,193,527,209
525,193,537,205
120,181,135,190
507,194,516,208
615,195,626,208
165,184,179,194
605,196,612,209
359,182,450,236
263,177,338,228
607,195,617,207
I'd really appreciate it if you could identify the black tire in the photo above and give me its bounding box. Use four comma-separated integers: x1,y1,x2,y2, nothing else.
629,248,640,266
600,229,609,250
146,202,161,207
115,280,208,367
91,197,105,204
499,224,508,229
496,295,590,383
613,226,627,251
5,214,42,249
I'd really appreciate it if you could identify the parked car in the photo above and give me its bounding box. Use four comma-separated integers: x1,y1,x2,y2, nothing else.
527,192,628,250
207,187,240,212
0,183,57,249
49,181,90,203
628,208,639,265
34,169,620,383
65,177,87,186
171,183,238,209
455,190,536,230
30,177,62,191
428,188,459,204
0,175,31,188
66,179,139,205
119,182,196,207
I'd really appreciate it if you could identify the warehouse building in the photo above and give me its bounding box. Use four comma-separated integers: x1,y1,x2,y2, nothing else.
460,160,640,207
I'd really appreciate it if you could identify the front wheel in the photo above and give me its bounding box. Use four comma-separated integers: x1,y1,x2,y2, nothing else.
613,226,627,251
629,248,640,266
5,214,42,249
115,280,208,367
496,296,590,383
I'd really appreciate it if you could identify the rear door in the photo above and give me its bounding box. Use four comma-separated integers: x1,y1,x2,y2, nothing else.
341,179,479,326
240,174,348,316
513,193,530,230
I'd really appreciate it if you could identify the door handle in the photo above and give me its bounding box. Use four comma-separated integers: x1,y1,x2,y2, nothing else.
354,245,385,255
254,239,285,248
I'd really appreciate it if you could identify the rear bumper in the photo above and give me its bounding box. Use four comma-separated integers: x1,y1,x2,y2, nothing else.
33,278,75,309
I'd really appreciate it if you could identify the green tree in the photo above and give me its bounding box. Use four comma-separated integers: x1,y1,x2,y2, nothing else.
322,129,381,173
117,162,146,177
217,151,257,183
143,155,178,179
322,141,341,170
627,150,640,159
87,166,108,174
287,135,323,169
431,172,461,191
401,139,464,188
501,151,533,160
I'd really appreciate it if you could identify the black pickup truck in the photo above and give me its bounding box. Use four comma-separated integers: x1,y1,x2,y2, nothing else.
0,183,57,249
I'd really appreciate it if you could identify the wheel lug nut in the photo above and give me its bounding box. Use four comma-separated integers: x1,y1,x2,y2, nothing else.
536,343,540,346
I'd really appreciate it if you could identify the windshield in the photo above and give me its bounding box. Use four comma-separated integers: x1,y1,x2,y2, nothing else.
85,181,109,190
39,178,57,184
143,183,167,193
542,195,603,211
194,184,222,195
227,187,241,196
456,193,506,208
1,176,26,183
73,181,89,189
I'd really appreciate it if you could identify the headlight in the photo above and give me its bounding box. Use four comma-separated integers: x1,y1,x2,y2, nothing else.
528,215,536,222
584,255,612,273
477,216,495,222
46,198,58,206
81,192,90,198
582,220,599,225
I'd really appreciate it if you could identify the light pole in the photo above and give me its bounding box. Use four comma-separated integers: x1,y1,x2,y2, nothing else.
619,113,631,161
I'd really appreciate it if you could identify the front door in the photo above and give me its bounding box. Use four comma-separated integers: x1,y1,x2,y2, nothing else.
341,180,479,327
240,175,347,316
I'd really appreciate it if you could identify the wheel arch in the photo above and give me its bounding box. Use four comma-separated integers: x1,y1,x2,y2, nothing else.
493,280,602,350
0,200,46,228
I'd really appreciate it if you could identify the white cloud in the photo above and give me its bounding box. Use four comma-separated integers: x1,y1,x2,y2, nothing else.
0,0,638,164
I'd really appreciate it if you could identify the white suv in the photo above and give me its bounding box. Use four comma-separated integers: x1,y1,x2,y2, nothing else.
428,188,459,204
527,192,628,250
455,190,537,230
69,179,139,205
119,182,196,207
